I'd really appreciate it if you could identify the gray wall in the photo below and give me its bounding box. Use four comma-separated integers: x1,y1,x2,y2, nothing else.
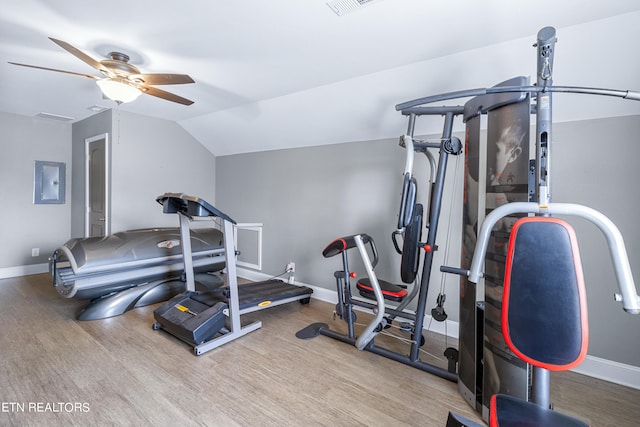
71,109,112,237
216,136,464,315
217,139,406,282
552,115,640,366
108,110,217,232
0,112,72,268
71,110,217,236
1,109,216,276
216,115,640,367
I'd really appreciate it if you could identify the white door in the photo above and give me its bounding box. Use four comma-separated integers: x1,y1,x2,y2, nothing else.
85,134,110,237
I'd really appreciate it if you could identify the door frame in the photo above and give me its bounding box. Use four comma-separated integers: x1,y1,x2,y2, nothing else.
85,133,110,237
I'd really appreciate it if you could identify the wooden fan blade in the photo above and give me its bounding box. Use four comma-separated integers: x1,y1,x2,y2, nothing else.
140,85,194,105
129,73,194,85
48,37,107,73
8,62,99,79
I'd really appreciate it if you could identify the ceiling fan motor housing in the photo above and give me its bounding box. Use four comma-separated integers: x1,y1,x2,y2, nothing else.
100,52,140,77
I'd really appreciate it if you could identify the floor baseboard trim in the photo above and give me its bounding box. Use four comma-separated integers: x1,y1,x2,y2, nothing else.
0,263,48,279
572,355,640,390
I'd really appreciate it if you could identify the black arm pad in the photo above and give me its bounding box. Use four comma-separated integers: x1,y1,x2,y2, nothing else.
322,234,370,258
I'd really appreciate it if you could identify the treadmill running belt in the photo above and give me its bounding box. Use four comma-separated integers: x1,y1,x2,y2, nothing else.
192,279,313,311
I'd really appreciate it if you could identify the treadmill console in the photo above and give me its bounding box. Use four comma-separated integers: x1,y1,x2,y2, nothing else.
156,193,236,224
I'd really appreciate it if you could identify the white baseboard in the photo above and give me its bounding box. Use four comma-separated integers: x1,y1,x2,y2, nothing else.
572,355,640,390
237,267,640,390
0,263,48,279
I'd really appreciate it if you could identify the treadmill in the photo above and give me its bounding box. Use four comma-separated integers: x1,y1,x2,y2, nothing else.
152,193,313,355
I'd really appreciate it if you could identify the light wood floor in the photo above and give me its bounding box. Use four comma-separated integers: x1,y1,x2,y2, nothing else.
1,273,639,426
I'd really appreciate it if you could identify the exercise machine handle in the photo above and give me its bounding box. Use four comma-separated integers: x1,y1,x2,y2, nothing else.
391,230,403,254
468,202,640,314
440,265,469,277
397,135,416,229
360,234,379,269
397,174,417,229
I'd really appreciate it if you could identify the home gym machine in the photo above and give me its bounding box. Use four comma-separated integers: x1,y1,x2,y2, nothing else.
395,26,640,425
297,93,464,382
152,193,313,355
299,25,640,424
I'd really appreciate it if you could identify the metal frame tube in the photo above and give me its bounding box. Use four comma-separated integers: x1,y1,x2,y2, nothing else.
396,85,640,112
532,367,550,408
534,26,556,206
354,234,386,350
467,202,639,313
316,326,457,381
409,111,456,361
178,212,196,292
340,250,356,339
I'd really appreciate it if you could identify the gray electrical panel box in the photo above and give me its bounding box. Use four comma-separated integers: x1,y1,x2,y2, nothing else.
34,160,66,204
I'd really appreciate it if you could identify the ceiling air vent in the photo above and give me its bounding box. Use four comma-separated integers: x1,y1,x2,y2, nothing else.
327,0,381,16
36,112,74,122
88,105,109,113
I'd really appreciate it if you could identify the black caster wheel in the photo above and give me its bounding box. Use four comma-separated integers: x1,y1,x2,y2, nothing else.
412,333,426,347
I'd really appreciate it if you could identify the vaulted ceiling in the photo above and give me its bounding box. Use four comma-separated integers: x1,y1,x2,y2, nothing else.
2,0,640,155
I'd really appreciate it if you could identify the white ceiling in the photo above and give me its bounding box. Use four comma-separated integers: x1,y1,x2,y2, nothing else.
2,0,640,155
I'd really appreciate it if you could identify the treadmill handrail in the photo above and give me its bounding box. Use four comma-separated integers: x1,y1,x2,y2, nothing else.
156,193,236,224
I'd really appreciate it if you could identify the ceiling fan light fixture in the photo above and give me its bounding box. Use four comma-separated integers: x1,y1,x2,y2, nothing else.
10,38,194,105
96,78,141,103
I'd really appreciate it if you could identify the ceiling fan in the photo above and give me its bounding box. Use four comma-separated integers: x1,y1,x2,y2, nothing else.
9,37,195,105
